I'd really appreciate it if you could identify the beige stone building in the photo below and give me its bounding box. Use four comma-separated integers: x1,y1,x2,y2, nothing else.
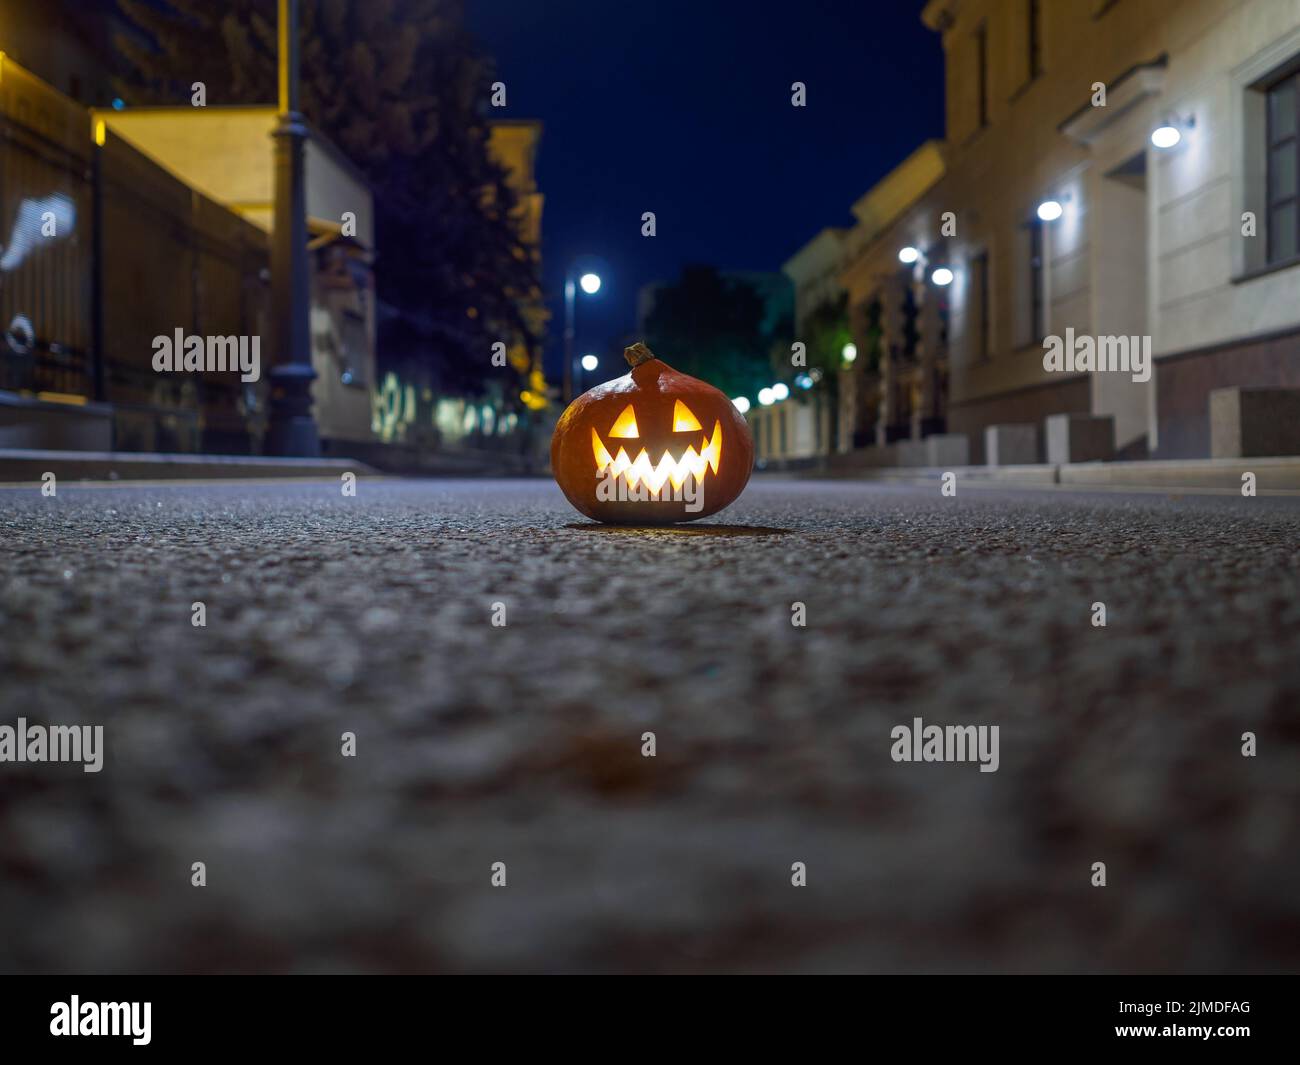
928,0,1300,461
794,0,1300,465
775,228,842,459
771,141,947,462
785,227,848,327
837,141,949,453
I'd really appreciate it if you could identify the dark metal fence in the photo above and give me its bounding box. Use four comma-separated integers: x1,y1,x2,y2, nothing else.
0,56,93,398
0,54,270,452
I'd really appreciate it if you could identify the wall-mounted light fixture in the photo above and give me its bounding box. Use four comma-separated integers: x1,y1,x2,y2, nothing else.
1151,112,1194,149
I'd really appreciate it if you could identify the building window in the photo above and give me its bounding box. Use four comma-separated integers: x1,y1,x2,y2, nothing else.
975,23,990,128
1267,71,1299,263
1028,220,1045,342
1028,0,1042,80
971,252,990,361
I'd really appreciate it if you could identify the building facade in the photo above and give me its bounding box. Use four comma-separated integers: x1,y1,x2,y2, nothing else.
926,0,1300,462
837,141,948,452
777,227,844,458
768,142,947,462
789,0,1300,465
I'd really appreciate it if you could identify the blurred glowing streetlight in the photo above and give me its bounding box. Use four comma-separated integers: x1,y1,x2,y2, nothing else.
772,382,790,401
564,265,603,402
1036,199,1063,222
580,354,599,372
733,396,751,413
842,342,858,363
758,388,775,406
931,267,954,286
899,246,920,264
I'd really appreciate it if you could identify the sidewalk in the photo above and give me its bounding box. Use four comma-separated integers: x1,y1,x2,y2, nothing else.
0,448,379,485
784,455,1300,494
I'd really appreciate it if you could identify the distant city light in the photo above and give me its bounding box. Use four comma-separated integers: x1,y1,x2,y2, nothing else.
795,373,813,389
580,354,599,372
931,267,954,286
1151,124,1181,149
842,342,858,363
758,388,775,406
579,272,601,294
898,246,920,264
772,383,790,401
1036,199,1063,222
733,396,751,413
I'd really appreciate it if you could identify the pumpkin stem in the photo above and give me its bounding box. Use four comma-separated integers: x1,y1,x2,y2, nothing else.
624,342,657,368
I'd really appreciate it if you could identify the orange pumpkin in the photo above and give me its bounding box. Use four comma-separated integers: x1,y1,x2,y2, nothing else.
551,343,754,524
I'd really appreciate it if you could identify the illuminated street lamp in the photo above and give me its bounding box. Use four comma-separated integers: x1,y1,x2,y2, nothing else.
733,396,751,414
1036,199,1063,222
898,246,920,264
931,267,954,286
758,388,775,406
842,342,858,364
580,354,599,372
772,383,790,401
563,266,602,404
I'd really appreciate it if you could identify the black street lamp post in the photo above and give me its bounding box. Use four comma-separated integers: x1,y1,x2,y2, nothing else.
265,0,320,456
561,266,602,406
562,271,577,407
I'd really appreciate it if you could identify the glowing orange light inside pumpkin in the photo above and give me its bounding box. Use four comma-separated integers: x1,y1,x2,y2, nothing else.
591,412,723,494
672,400,702,432
608,404,639,438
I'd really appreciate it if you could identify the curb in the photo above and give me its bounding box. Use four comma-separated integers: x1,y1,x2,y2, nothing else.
779,456,1300,494
0,448,380,484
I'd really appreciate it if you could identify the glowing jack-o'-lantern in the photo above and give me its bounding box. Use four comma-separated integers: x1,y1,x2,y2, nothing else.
551,342,754,524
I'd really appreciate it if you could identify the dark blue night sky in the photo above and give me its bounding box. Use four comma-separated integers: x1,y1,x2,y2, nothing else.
468,0,945,378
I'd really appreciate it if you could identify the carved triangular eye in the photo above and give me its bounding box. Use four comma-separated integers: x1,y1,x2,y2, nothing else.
673,400,702,432
608,404,639,438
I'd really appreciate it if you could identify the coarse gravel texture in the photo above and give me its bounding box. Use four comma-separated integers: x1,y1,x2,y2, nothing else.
1,476,1298,973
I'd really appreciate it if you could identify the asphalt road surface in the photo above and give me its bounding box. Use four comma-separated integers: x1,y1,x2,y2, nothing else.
2,476,1297,973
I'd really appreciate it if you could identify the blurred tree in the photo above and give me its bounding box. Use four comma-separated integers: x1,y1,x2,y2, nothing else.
115,0,540,398
802,292,858,377
642,266,771,400
799,292,869,455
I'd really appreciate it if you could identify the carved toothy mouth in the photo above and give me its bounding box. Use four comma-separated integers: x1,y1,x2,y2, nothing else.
591,421,723,494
